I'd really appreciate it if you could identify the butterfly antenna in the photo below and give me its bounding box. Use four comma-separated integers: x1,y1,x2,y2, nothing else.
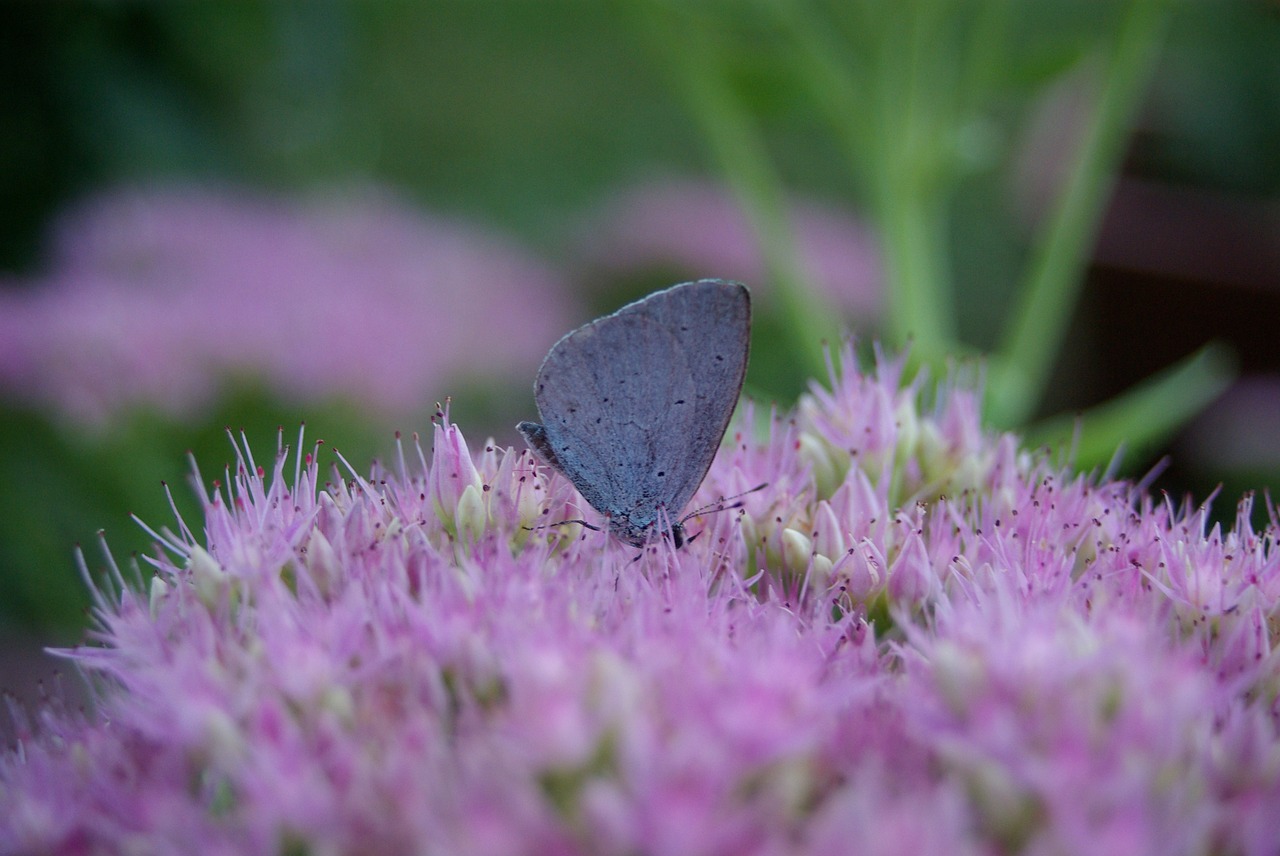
680,482,768,524
523,518,602,534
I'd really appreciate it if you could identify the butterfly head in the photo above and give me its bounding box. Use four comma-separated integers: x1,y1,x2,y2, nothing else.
608,516,686,550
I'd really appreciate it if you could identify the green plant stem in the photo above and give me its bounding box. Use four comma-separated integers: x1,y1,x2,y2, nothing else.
874,178,954,363
632,5,837,379
991,0,1169,427
772,1,959,363
878,1,958,358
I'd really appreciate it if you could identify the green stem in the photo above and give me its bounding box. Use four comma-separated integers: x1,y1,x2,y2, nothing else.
874,1,958,360
874,178,954,362
772,1,958,363
991,0,1169,426
632,4,837,379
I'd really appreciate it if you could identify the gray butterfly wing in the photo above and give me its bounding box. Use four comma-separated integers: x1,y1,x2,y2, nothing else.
521,279,750,538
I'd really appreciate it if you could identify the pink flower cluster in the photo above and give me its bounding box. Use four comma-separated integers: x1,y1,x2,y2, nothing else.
3,350,1279,855
0,186,574,426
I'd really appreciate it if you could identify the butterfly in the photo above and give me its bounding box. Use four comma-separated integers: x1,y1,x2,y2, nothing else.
518,279,751,547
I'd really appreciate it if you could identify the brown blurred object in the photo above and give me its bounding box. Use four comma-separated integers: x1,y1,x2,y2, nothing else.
1090,177,1280,392
1083,175,1280,499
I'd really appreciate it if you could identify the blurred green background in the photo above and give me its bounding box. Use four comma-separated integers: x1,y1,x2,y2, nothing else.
2,1,1280,641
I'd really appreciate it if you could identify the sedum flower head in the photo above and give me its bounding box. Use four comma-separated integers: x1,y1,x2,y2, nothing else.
3,347,1280,855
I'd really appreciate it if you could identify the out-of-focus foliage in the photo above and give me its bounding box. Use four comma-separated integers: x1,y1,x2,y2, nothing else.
0,3,697,270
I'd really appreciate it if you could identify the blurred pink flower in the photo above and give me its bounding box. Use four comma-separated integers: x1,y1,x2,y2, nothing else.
575,178,882,320
0,185,575,426
3,347,1279,854
1181,374,1280,473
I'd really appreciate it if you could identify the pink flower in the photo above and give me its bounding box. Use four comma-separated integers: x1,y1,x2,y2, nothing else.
0,185,576,427
3,346,1279,855
1180,374,1280,474
428,408,486,539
